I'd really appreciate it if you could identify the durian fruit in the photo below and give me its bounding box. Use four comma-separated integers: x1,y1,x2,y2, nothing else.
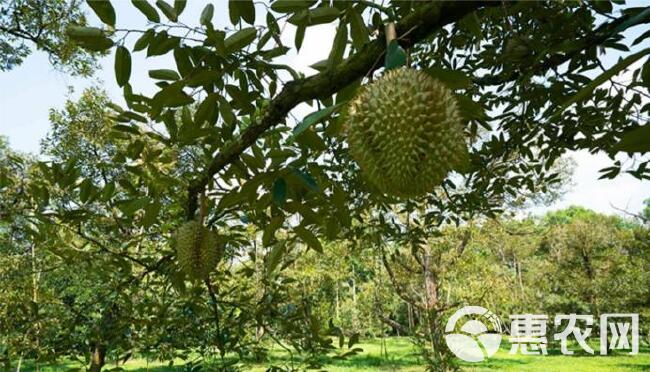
175,221,222,280
346,68,468,198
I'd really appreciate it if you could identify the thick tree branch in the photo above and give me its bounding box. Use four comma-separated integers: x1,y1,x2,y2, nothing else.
186,1,500,219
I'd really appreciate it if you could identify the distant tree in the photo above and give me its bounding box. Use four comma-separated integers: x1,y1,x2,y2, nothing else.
0,0,100,74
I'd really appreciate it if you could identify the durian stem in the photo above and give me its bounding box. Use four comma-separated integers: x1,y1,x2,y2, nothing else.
385,22,396,45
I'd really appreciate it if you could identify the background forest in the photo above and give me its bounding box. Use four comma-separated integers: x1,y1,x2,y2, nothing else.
1,0,650,371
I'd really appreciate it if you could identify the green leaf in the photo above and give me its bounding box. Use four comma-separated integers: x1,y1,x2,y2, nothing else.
294,226,323,253
87,0,116,26
455,95,487,121
121,111,147,123
79,178,93,203
328,22,348,68
288,7,340,26
115,46,131,87
642,58,650,88
225,84,248,104
152,83,194,108
612,8,650,35
218,98,236,125
290,103,342,140
133,29,154,51
156,0,178,22
549,47,650,122
348,7,369,50
384,40,406,70
459,12,481,38
266,241,286,273
173,47,193,77
217,189,246,211
141,200,161,228
78,37,114,52
194,93,219,125
200,3,214,26
112,123,140,134
173,0,186,15
131,0,160,23
425,67,471,90
632,29,650,46
613,125,650,153
66,25,103,40
66,26,113,51
100,182,116,201
309,59,329,72
270,0,313,13
230,0,255,25
295,25,306,51
291,169,318,192
146,31,179,56
117,197,150,216
228,0,241,24
272,177,287,206
224,27,257,53
149,69,180,81
263,216,284,247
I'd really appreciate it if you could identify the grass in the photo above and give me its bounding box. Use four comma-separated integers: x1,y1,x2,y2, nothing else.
14,338,650,371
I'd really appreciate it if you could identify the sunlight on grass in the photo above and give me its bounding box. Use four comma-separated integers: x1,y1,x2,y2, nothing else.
15,338,650,371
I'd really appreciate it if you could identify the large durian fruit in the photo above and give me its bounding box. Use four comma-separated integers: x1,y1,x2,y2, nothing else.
346,68,468,198
175,221,222,280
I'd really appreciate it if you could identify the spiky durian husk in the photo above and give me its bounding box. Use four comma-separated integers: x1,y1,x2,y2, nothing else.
346,68,468,198
175,221,222,280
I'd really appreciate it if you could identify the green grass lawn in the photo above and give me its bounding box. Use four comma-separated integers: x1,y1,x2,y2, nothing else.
15,337,650,371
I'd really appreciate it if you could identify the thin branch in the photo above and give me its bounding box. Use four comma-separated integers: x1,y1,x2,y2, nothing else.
474,11,650,86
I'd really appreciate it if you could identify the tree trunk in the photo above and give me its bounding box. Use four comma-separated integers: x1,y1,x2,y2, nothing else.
31,243,40,372
89,344,106,372
422,245,438,310
351,264,358,329
335,282,340,321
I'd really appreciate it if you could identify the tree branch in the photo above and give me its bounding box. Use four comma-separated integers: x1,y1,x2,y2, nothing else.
474,10,650,86
185,1,501,219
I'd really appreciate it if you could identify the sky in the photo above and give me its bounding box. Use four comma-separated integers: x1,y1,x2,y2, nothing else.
0,2,648,217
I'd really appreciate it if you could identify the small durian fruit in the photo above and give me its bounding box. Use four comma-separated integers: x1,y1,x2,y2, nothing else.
346,68,468,198
175,221,222,280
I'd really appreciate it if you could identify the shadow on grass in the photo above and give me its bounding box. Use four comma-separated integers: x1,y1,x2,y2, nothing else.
326,354,422,369
459,357,529,369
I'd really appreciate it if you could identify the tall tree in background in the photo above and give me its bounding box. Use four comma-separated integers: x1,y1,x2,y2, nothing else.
0,0,99,74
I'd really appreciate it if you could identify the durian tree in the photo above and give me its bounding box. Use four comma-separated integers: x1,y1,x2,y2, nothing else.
15,0,650,370
68,0,649,228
